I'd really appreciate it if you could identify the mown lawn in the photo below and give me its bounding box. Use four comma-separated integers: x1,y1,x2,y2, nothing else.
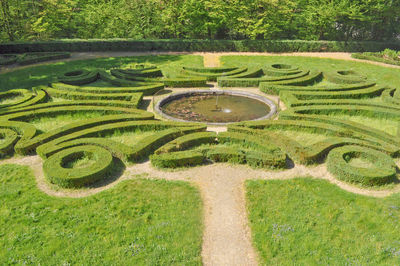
246,178,400,265
0,164,203,265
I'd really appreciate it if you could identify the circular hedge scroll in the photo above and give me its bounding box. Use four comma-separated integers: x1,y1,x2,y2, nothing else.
43,145,114,188
327,145,397,186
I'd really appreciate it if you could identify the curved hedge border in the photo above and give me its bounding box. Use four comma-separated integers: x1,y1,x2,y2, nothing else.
0,54,18,65
323,70,366,84
0,128,19,158
150,150,204,168
352,52,400,66
152,131,287,169
110,68,208,87
182,66,247,81
326,145,397,186
217,70,310,87
43,145,114,188
17,52,71,65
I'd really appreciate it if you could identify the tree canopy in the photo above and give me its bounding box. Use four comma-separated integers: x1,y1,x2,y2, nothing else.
0,0,399,42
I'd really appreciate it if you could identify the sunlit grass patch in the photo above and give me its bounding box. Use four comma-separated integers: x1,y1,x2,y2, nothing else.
0,164,203,264
246,178,400,264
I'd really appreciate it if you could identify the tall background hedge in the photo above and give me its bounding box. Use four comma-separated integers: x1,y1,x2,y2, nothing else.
1,40,400,54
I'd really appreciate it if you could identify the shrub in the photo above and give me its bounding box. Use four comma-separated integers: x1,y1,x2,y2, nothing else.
1,39,399,53
182,66,247,81
155,132,217,154
323,70,366,84
217,70,309,87
0,128,19,158
206,147,245,164
43,145,114,188
326,145,397,186
58,70,99,85
0,54,18,65
150,150,204,168
17,52,70,65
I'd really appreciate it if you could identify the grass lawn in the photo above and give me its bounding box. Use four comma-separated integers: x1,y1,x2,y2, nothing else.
0,164,203,265
246,178,400,265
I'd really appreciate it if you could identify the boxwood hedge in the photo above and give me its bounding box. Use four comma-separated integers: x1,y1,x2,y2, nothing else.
326,145,397,186
43,145,114,188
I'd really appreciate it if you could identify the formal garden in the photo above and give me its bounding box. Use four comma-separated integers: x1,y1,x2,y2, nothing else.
1,46,400,264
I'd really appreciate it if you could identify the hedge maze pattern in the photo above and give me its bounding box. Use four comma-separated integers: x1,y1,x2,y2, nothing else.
1,62,399,188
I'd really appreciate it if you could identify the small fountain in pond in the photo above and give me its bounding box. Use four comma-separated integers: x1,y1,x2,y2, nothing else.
156,90,277,125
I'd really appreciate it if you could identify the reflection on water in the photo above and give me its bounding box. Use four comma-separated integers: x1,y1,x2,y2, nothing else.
161,94,271,123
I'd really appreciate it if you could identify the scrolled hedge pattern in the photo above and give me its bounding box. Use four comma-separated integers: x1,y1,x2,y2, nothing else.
1,59,400,189
43,145,114,188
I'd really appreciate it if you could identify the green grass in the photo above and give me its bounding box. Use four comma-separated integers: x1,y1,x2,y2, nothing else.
246,178,400,265
30,112,108,133
327,114,399,136
0,164,203,265
349,157,376,168
108,130,159,147
63,152,98,169
0,55,203,91
0,94,26,105
265,129,328,146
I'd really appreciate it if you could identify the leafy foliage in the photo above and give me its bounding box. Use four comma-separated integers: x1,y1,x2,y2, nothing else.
0,0,399,41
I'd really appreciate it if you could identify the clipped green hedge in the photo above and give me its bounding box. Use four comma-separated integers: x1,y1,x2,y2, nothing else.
153,130,287,169
98,70,164,95
0,128,19,158
34,120,205,157
110,68,208,87
352,52,400,66
323,70,366,84
1,39,399,53
206,147,245,164
155,131,217,154
58,70,99,85
150,150,204,168
116,67,163,78
266,71,323,86
0,89,35,109
14,113,153,155
45,86,144,102
228,114,400,165
182,67,247,82
259,82,375,96
0,54,18,65
17,52,70,65
217,70,309,87
43,145,114,188
326,145,397,186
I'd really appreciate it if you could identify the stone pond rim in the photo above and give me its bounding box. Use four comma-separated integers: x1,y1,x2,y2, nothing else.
155,90,277,125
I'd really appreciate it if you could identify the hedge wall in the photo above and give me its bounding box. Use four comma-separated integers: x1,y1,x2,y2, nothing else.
1,39,400,53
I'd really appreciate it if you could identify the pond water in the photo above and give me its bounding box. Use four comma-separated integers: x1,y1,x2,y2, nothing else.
161,93,271,123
